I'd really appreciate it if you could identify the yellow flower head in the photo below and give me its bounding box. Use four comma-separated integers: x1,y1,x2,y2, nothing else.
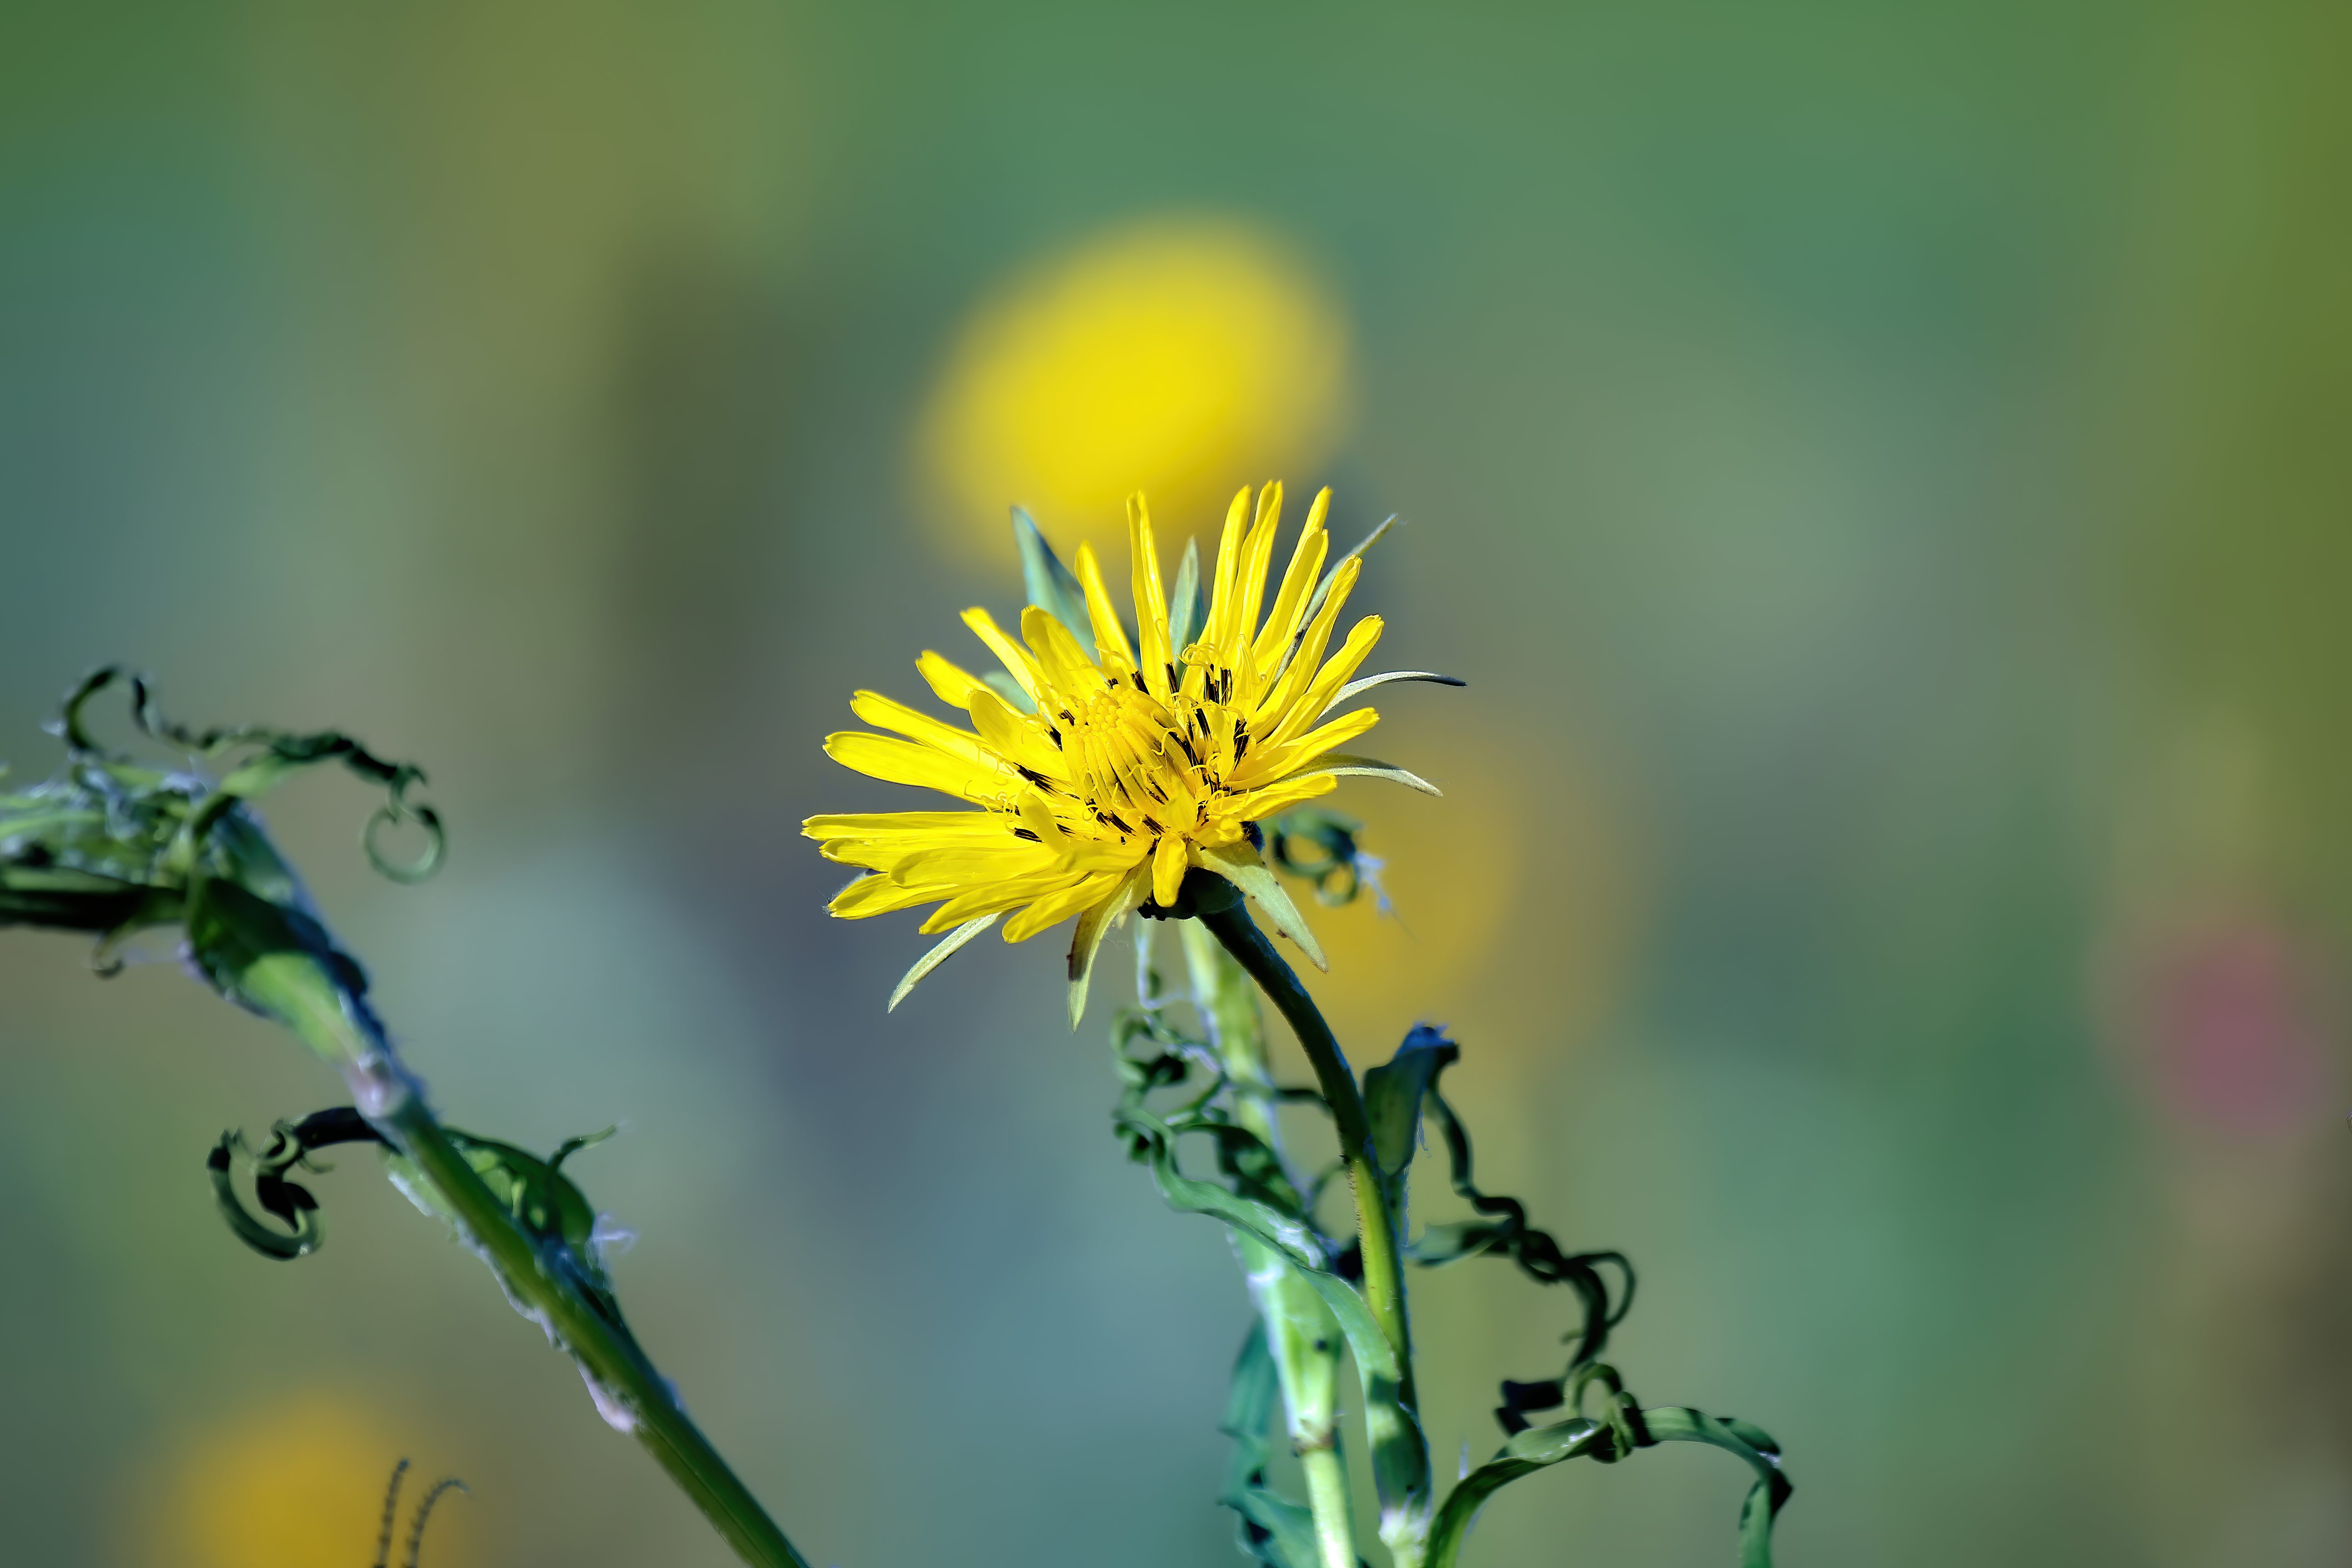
807,482,1446,1023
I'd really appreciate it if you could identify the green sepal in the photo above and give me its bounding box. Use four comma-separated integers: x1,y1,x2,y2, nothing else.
1168,538,1204,656
1013,507,1090,643
1220,1325,1321,1568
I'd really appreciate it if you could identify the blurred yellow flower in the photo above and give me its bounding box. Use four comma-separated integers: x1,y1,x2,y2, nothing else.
917,216,1350,565
141,1390,470,1568
808,483,1437,1022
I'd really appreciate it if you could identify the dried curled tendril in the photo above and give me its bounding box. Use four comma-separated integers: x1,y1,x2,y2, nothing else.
54,665,444,883
374,1459,467,1568
208,1107,626,1328
206,1107,384,1260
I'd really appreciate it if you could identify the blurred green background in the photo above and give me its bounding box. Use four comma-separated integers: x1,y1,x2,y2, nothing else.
5,2,2352,1564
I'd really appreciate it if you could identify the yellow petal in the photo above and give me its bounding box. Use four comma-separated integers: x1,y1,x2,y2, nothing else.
1020,604,1110,708
886,844,1058,887
1200,485,1251,659
850,691,991,764
960,607,1043,701
1258,614,1383,751
823,732,1013,802
1127,493,1172,699
1004,867,1123,941
965,685,1068,779
1250,486,1329,676
1251,556,1359,730
1226,481,1284,695
1214,770,1338,822
1151,833,1188,908
1073,541,1137,671
916,651,988,708
803,810,1008,842
1232,705,1381,791
830,872,958,919
921,870,1078,931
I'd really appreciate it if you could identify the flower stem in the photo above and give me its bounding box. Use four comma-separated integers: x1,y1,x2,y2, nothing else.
1198,902,1432,1563
239,955,813,1568
1182,921,1358,1568
386,1103,810,1568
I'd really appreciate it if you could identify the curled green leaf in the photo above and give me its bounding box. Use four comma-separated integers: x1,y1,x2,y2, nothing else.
206,1107,387,1260
1423,1390,1791,1568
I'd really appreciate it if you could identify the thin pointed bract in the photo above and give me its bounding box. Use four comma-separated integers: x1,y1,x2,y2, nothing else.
807,486,1454,1015
890,914,999,1009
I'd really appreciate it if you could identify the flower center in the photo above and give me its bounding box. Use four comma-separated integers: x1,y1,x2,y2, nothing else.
1061,684,1239,845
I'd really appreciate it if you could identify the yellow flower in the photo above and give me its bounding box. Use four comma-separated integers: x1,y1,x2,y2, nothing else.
807,482,1443,1022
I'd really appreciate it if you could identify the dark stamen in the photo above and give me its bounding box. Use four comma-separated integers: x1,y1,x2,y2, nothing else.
1012,827,1042,843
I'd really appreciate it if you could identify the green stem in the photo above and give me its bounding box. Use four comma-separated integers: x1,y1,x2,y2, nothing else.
1199,902,1432,1564
1183,921,1359,1568
240,955,813,1568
